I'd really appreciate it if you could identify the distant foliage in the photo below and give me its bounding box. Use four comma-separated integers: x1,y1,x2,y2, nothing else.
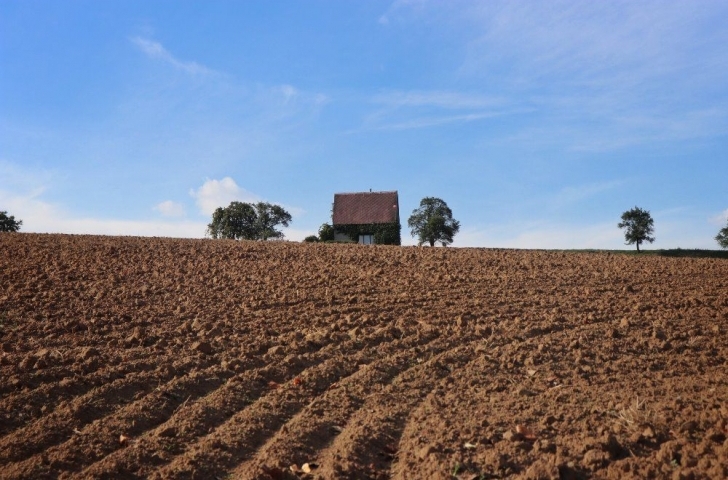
318,223,335,242
207,201,292,240
618,207,655,253
408,197,460,247
0,211,22,232
303,235,319,243
335,223,401,245
716,221,728,249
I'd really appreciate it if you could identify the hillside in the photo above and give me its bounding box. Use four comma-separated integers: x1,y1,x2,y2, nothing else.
1,234,727,479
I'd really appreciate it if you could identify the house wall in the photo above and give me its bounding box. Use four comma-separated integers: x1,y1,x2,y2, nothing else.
334,231,354,242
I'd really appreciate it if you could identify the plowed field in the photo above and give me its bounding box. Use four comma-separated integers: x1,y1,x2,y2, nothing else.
1,234,727,479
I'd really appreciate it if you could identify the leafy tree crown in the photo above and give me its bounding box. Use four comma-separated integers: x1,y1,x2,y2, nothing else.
716,220,728,250
207,201,291,240
0,211,22,233
618,206,655,252
407,197,460,247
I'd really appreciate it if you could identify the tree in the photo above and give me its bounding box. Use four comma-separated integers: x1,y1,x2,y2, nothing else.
618,206,655,252
318,223,335,242
716,221,728,249
207,201,291,240
303,235,319,243
0,211,22,232
408,197,460,247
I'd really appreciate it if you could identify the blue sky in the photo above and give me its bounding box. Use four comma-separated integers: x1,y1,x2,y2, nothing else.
2,1,727,248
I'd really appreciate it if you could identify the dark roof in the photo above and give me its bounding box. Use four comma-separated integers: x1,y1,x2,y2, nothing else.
332,191,400,225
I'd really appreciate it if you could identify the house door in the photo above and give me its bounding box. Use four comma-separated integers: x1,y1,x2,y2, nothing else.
359,234,374,245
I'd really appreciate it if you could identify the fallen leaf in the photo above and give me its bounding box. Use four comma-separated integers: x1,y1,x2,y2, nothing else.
464,442,477,449
119,434,129,444
289,464,300,473
516,424,537,440
302,462,318,473
292,377,303,386
527,369,537,377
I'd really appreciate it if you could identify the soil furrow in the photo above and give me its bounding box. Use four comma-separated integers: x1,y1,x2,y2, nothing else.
3,366,233,479
229,335,458,479
149,327,441,480
0,357,202,465
76,324,415,479
0,357,169,437
313,341,481,480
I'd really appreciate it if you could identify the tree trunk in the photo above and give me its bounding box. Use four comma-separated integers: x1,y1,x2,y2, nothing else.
429,238,435,247
636,242,640,253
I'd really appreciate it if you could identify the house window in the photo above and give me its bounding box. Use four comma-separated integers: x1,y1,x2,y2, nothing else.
359,234,374,245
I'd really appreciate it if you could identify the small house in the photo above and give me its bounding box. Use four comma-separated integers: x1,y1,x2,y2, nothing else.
332,191,401,245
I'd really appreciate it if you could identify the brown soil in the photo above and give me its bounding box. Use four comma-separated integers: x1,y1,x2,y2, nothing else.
1,233,727,480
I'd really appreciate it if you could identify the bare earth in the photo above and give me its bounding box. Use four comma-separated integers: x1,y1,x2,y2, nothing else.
1,234,727,480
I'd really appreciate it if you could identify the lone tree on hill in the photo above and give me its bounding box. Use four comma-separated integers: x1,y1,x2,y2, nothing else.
618,206,655,253
408,197,460,247
0,211,22,232
207,201,292,240
716,219,728,249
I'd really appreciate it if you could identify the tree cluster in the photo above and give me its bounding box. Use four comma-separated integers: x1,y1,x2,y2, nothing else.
0,211,22,233
207,202,291,241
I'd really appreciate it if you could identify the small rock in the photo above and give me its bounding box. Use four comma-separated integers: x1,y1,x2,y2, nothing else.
502,430,518,441
620,318,630,328
192,341,213,355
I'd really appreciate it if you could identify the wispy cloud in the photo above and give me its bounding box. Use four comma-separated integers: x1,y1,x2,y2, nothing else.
356,89,523,131
379,1,728,149
372,90,503,110
131,37,216,75
551,180,627,208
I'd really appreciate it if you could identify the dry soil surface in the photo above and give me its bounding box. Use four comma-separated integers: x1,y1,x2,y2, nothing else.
1,234,727,480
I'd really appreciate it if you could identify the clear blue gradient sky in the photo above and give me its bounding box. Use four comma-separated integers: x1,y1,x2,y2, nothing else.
2,1,727,248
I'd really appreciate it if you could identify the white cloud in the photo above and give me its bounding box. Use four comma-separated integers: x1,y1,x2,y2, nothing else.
154,200,185,217
189,177,261,216
131,37,216,75
0,186,206,238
